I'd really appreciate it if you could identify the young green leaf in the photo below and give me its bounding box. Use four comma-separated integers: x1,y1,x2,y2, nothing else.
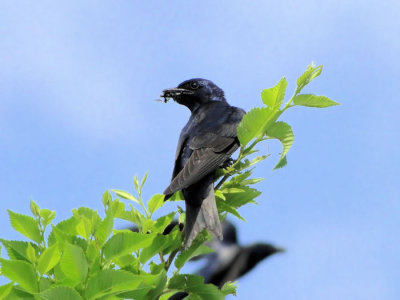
139,234,169,264
73,207,101,239
109,199,125,218
140,171,149,190
37,243,61,274
0,239,36,262
296,63,323,93
261,77,287,108
148,194,165,215
39,209,56,226
59,242,88,284
293,94,339,108
30,200,40,218
112,190,139,204
85,269,143,299
0,282,13,299
7,210,42,244
38,286,82,300
221,281,237,296
0,258,38,294
133,175,140,193
144,269,168,300
152,212,176,234
94,213,114,246
237,107,276,146
26,243,36,264
103,232,154,260
102,190,112,207
216,200,246,221
267,121,294,169
168,274,224,300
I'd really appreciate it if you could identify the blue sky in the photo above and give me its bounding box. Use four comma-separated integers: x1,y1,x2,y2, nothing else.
1,1,399,299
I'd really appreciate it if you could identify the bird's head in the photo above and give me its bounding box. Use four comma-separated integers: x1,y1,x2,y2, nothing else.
161,78,226,111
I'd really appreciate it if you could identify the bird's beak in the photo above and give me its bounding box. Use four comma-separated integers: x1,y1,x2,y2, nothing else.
160,88,194,102
275,247,286,253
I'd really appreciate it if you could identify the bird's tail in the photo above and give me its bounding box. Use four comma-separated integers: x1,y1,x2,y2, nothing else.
184,183,222,249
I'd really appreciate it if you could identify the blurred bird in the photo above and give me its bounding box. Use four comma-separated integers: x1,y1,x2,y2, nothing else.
198,220,284,288
161,79,245,249
168,220,284,299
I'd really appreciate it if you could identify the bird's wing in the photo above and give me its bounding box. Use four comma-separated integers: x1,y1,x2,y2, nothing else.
164,107,245,196
164,141,237,196
171,133,188,180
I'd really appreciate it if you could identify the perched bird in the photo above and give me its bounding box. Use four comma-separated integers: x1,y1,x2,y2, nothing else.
168,220,284,299
162,79,245,249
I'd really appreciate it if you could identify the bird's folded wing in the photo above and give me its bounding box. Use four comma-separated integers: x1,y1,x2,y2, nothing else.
164,140,238,196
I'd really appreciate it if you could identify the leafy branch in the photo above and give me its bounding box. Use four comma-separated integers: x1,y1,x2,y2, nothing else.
0,63,338,299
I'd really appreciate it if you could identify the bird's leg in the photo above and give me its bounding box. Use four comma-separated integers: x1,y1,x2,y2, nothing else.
221,158,234,169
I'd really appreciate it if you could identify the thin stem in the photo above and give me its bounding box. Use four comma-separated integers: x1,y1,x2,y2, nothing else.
164,249,179,272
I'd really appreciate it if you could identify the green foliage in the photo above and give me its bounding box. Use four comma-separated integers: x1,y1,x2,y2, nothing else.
0,64,338,299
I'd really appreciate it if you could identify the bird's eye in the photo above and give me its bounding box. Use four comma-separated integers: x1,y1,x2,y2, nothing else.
190,82,199,89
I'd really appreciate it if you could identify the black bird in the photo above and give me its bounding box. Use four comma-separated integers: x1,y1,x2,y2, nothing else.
168,221,284,299
162,79,245,249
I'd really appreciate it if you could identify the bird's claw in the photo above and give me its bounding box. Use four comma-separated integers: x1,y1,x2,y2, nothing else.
221,158,234,169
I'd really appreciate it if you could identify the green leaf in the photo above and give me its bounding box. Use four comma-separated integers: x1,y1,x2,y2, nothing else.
267,121,294,169
59,242,88,285
140,171,149,190
216,200,245,221
175,230,211,269
39,277,52,292
102,190,112,207
261,77,287,108
153,212,176,234
26,243,36,263
143,269,167,300
112,190,139,204
214,190,225,200
37,243,61,274
7,210,42,244
48,217,79,246
169,191,184,201
296,63,323,92
38,286,82,300
222,185,261,208
237,107,276,146
113,254,136,268
94,213,114,246
168,274,224,300
274,155,287,169
133,175,140,193
4,286,35,300
139,234,169,264
39,209,56,226
109,199,125,218
148,194,165,215
0,282,14,299
221,281,237,296
30,200,40,218
73,207,101,239
0,259,38,293
103,232,154,260
0,239,36,262
85,269,143,299
293,94,339,108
